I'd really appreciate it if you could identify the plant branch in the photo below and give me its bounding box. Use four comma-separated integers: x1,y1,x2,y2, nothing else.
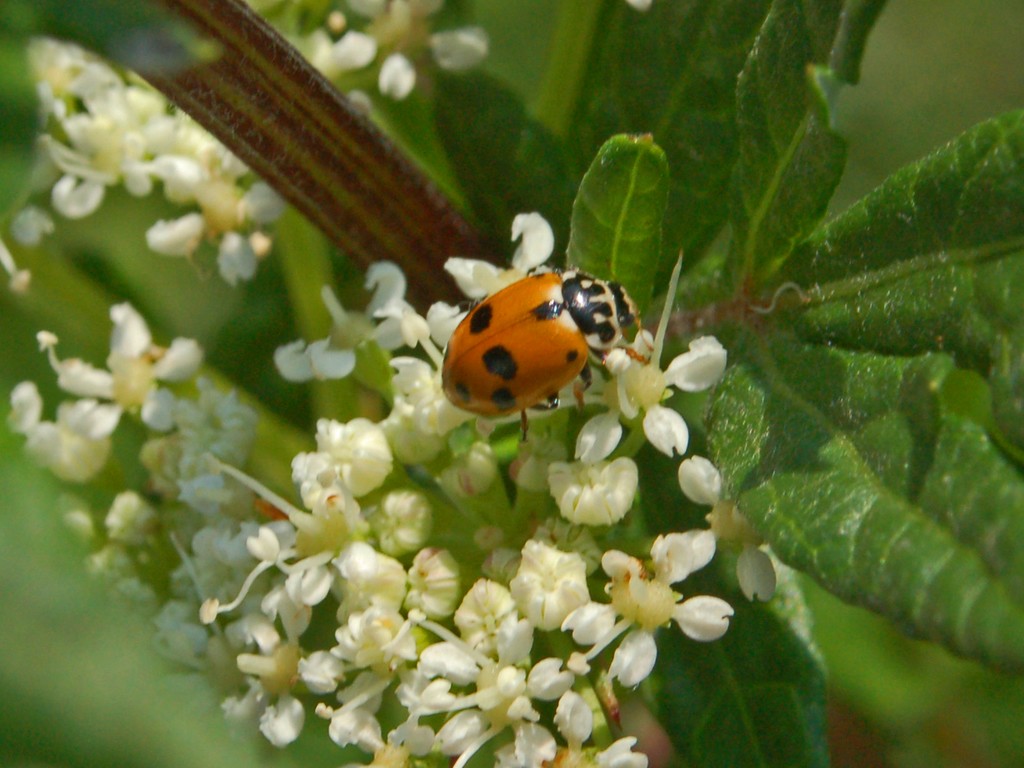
137,0,497,305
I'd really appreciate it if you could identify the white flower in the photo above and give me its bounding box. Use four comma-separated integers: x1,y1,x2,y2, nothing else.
104,491,157,545
335,541,409,618
603,259,727,457
412,614,570,768
597,737,649,768
260,694,305,747
232,618,306,745
736,546,777,602
10,205,55,246
444,212,555,299
431,27,489,70
217,231,257,285
52,174,105,218
678,455,722,505
275,265,410,382
683,457,778,603
439,441,498,498
9,381,119,482
666,336,728,392
334,606,418,675
145,212,205,256
327,31,379,75
405,548,461,619
35,303,202,433
563,531,732,688
336,0,487,101
509,540,590,630
379,53,416,99
575,411,624,464
306,417,393,497
30,39,275,282
548,457,638,526
554,690,593,747
453,579,517,655
371,490,433,556
388,357,473,437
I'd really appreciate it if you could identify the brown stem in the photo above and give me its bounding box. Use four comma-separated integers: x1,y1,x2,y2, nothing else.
137,0,496,305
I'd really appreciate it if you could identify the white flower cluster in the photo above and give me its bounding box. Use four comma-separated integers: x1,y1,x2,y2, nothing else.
8,213,768,766
299,0,489,102
8,301,261,643
17,39,284,283
150,212,746,765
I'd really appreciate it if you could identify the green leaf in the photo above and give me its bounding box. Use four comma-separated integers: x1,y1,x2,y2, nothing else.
729,0,886,285
434,70,576,250
0,38,38,215
565,134,669,312
787,112,1024,451
569,0,771,263
654,579,827,768
709,331,1024,671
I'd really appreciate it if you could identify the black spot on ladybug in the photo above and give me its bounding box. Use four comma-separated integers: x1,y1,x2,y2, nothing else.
566,350,579,363
470,304,492,334
491,387,516,410
532,300,563,321
454,382,471,403
483,345,518,380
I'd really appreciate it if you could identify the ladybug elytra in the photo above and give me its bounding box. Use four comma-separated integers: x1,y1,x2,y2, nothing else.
441,269,639,420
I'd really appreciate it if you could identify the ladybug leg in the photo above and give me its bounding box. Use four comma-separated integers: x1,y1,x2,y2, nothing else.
573,364,592,409
628,331,654,363
519,410,529,441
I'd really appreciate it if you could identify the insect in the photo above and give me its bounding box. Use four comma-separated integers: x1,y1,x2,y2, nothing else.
442,269,639,432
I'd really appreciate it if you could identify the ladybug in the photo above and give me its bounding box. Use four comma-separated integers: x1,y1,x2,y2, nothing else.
442,269,639,426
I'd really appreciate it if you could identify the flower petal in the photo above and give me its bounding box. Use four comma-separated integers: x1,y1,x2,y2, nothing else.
510,212,554,272
308,340,357,379
274,340,314,382
575,411,622,464
431,27,489,71
677,455,723,505
608,630,657,687
673,595,734,641
379,53,416,100
642,404,689,456
650,529,716,584
665,335,727,391
153,338,203,381
737,545,777,602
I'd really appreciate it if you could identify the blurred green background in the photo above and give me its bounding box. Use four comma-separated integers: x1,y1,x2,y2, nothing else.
2,1,1023,766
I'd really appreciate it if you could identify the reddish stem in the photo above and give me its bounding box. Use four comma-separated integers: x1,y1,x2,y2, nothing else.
138,0,496,305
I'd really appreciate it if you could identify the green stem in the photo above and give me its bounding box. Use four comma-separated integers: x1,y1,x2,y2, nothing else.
275,209,359,421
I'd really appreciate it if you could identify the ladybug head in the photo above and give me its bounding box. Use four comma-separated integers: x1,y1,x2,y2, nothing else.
608,281,638,330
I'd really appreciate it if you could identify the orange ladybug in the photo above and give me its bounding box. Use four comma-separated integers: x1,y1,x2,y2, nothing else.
442,269,638,422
